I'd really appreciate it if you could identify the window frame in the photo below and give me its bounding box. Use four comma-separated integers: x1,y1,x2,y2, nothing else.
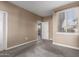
57,7,79,34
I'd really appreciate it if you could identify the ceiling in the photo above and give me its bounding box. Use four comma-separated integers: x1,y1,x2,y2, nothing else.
9,1,73,17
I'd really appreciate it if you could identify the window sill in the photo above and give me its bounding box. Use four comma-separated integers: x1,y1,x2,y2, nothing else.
56,32,79,35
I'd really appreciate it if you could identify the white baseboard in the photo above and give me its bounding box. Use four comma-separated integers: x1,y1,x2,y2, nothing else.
0,49,4,51
53,42,79,50
6,40,37,50
50,38,53,40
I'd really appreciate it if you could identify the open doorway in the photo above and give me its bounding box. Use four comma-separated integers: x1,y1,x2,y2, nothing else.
37,21,49,40
37,21,42,40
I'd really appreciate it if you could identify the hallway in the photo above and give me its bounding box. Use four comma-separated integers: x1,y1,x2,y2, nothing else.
16,40,79,57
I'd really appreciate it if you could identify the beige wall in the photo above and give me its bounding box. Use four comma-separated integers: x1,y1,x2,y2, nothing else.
43,16,53,40
0,2,41,48
52,6,79,47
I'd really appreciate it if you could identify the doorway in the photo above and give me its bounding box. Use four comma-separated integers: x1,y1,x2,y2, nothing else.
37,21,49,40
37,21,42,40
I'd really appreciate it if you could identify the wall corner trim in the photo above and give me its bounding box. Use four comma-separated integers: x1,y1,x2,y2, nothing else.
53,42,79,50
6,40,37,50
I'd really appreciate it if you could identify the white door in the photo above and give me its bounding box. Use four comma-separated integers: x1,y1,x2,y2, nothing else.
0,11,7,51
42,22,49,39
0,12,4,51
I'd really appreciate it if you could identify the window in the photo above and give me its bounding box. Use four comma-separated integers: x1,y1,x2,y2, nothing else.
58,8,78,33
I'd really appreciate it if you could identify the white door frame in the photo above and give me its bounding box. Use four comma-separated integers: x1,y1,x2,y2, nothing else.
0,10,8,51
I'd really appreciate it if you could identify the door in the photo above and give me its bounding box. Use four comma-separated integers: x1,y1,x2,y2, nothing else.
42,22,49,39
0,11,7,51
0,12,4,51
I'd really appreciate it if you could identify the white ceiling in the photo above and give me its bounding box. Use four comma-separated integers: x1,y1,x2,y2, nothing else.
9,1,73,17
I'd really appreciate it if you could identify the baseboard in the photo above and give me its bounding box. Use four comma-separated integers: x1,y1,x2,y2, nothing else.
6,40,37,50
50,38,53,40
0,49,4,51
53,42,79,50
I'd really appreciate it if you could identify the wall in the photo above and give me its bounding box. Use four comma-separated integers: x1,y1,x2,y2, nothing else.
43,16,53,40
52,2,79,48
0,2,41,48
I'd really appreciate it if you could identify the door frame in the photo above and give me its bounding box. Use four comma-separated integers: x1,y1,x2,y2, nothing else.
0,10,8,51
